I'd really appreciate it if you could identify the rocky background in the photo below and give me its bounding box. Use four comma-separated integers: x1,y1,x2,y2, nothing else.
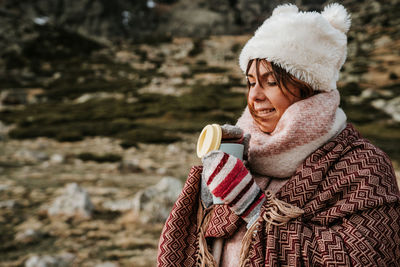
0,0,399,266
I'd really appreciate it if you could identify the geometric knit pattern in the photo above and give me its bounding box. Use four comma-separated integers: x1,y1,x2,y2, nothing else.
250,124,400,266
204,205,243,238
157,166,202,266
158,124,400,266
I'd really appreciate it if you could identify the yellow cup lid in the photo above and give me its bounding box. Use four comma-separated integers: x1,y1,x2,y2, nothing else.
196,124,222,158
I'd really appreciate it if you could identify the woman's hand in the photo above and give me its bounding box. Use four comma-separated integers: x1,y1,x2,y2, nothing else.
220,124,251,160
201,151,264,225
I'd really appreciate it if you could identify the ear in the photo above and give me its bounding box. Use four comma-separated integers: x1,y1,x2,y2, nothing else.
272,4,298,16
322,3,351,33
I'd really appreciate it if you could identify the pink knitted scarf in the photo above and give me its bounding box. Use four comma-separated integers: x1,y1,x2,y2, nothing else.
236,90,347,178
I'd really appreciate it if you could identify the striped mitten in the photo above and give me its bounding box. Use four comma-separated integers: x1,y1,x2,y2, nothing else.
220,124,251,161
202,151,265,226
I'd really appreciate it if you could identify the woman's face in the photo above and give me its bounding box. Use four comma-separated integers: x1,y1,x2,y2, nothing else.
247,60,301,133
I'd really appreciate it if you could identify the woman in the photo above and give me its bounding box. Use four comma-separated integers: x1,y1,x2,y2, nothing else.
158,3,400,266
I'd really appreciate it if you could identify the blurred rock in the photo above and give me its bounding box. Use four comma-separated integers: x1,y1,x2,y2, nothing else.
348,88,380,104
0,121,12,140
1,89,27,105
74,92,125,104
130,61,156,71
131,176,182,223
16,217,44,232
160,7,225,37
95,262,119,267
50,154,65,164
118,159,142,173
115,50,139,64
0,122,5,139
114,235,157,250
0,199,16,209
103,198,134,212
0,0,156,54
371,96,400,122
158,64,191,78
138,76,190,96
15,229,42,244
15,149,49,163
156,167,167,175
48,183,93,219
25,253,75,267
139,158,157,172
0,184,9,192
0,88,45,105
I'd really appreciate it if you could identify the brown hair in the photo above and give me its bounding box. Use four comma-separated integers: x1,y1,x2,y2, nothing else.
245,59,314,125
245,58,314,99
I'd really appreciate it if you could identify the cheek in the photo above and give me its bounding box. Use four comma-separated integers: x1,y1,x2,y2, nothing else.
270,93,287,110
272,91,297,113
276,98,292,113
246,91,253,106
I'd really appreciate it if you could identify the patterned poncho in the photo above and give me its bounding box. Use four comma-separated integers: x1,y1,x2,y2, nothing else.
157,124,400,266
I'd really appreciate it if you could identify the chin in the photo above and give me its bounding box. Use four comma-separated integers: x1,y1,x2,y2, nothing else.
258,124,276,134
250,111,278,133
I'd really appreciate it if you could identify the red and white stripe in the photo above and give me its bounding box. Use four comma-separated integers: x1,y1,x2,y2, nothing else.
203,151,265,224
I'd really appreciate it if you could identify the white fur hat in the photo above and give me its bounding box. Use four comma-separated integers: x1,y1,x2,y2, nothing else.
239,3,351,91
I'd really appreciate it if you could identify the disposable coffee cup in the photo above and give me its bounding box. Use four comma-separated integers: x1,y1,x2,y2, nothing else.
197,124,244,160
219,143,244,161
197,124,222,158
197,124,245,204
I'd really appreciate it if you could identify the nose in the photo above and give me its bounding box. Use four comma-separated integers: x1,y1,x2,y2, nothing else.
248,82,266,102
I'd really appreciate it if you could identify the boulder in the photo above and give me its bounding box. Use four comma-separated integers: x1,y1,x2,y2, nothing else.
117,159,143,173
131,176,183,223
0,184,9,192
371,96,400,122
15,149,49,163
15,229,42,244
25,253,75,267
50,154,65,164
102,198,135,212
0,199,16,209
47,183,93,219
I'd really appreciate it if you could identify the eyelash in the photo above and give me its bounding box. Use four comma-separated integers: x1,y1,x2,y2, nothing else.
249,81,277,87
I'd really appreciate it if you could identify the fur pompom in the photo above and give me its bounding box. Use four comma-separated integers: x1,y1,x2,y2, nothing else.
272,4,298,16
322,3,351,33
